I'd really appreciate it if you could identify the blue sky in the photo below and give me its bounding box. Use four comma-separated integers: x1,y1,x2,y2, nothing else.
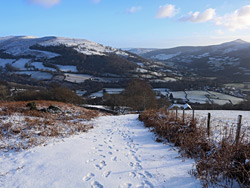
1,0,250,48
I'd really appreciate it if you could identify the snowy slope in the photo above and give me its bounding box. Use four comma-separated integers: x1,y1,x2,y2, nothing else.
0,36,131,58
137,39,250,80
0,114,202,188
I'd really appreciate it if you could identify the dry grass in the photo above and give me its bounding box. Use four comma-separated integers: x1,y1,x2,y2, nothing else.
0,101,101,152
139,109,211,158
139,109,250,188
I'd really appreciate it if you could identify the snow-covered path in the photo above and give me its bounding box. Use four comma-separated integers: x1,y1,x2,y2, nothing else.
0,114,202,188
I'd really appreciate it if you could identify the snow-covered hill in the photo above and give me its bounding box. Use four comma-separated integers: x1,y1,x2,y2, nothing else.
0,36,178,85
0,36,129,58
125,48,157,55
128,39,250,81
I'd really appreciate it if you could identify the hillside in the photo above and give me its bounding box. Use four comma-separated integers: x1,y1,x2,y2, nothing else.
0,36,178,88
129,39,250,82
0,36,141,75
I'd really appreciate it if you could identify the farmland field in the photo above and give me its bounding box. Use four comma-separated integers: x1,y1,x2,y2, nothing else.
64,73,92,83
170,90,244,105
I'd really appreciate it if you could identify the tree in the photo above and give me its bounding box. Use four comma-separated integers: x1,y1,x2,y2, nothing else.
122,79,157,111
169,93,173,100
0,85,8,100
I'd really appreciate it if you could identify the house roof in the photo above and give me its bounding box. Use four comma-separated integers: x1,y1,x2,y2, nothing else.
169,103,192,110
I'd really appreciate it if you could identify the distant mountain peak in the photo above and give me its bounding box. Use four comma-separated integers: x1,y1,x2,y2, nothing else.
232,39,248,44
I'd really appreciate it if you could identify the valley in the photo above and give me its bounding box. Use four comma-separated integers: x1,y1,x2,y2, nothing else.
0,36,250,110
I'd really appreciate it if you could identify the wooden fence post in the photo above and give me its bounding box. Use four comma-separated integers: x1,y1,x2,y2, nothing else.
207,113,211,137
192,110,195,123
183,109,185,124
191,109,195,128
176,109,178,122
235,115,242,146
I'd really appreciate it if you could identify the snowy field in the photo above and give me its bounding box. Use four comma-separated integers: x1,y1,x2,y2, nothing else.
208,91,244,105
0,114,202,188
0,58,15,68
185,91,209,104
90,88,124,98
57,65,78,72
153,88,169,96
12,59,30,70
64,73,92,83
170,90,244,105
15,71,53,80
185,110,250,142
171,91,186,99
31,62,56,72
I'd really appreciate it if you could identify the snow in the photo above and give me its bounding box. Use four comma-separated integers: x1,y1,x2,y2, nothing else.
0,114,202,188
171,91,186,99
0,36,130,58
15,71,53,80
169,90,243,105
208,91,244,105
186,91,209,104
90,88,124,98
76,90,87,96
153,88,169,96
64,73,92,83
136,68,148,73
39,37,129,57
152,52,181,60
0,36,59,58
12,59,30,70
57,65,78,72
136,62,145,66
127,48,156,55
31,62,56,71
0,58,15,68
185,110,250,141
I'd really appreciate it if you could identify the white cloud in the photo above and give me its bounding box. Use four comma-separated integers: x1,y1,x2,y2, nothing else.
216,30,224,35
27,0,61,8
156,4,177,19
215,5,250,31
180,8,216,23
127,6,142,14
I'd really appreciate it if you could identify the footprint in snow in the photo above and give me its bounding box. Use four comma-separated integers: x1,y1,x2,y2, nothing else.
136,181,154,188
95,161,106,170
137,173,146,178
91,181,104,188
129,172,136,178
119,183,132,188
86,159,96,164
103,171,111,178
111,156,117,161
134,162,142,170
132,156,141,163
129,150,136,154
82,173,95,182
144,171,153,178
